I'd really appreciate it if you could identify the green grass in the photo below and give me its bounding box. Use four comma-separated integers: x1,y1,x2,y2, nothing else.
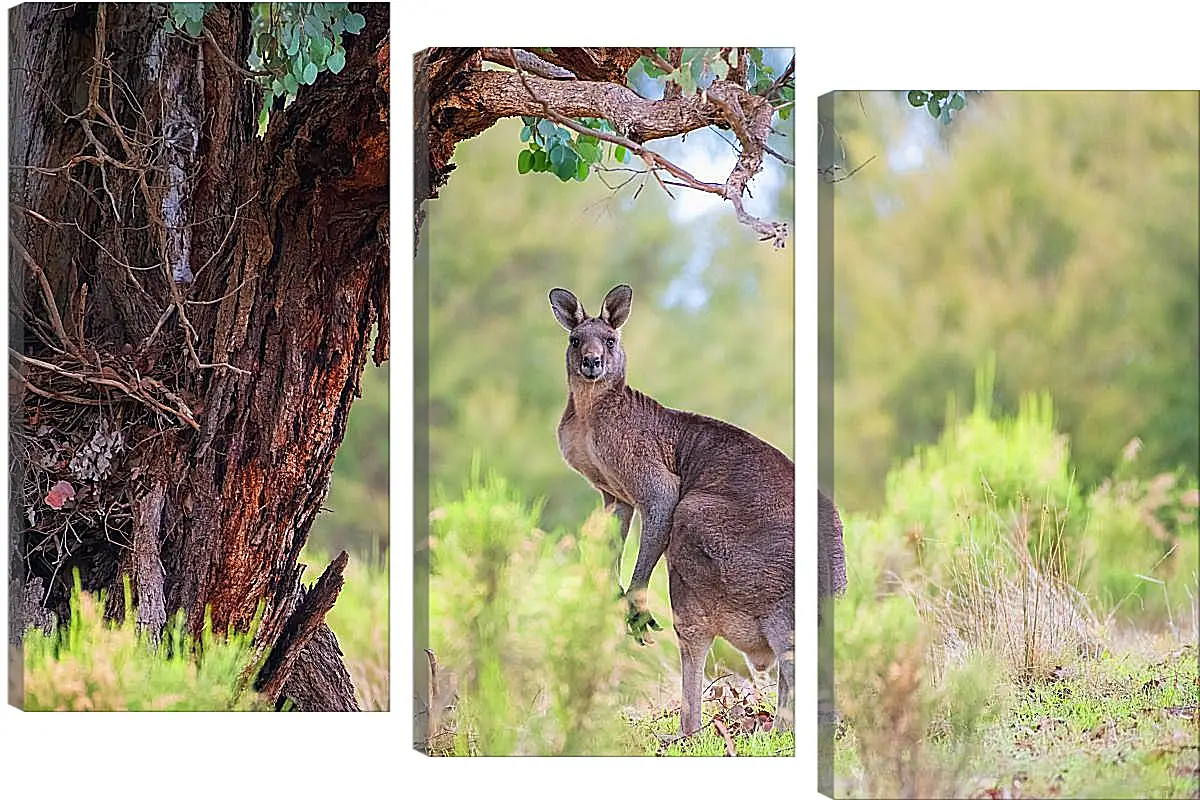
23,573,268,711
22,550,389,713
835,643,1198,798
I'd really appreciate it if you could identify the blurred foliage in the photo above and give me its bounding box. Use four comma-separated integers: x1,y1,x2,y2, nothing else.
428,466,633,754
831,91,1199,512
24,572,267,711
427,117,794,534
842,367,1198,642
309,361,388,559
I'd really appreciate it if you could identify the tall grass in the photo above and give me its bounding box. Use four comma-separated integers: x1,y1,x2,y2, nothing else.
833,363,1199,795
23,572,268,711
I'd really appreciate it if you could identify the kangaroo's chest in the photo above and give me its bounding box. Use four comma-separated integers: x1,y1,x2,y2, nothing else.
557,411,633,503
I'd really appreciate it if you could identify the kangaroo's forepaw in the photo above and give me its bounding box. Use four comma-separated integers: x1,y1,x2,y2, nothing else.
626,608,662,645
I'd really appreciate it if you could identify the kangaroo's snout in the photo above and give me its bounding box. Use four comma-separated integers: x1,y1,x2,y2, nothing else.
580,352,604,379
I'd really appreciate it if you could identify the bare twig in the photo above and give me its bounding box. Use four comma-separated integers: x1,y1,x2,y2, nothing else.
11,234,78,358
764,142,795,166
10,349,200,429
712,717,737,756
764,55,795,102
819,154,877,184
638,47,675,76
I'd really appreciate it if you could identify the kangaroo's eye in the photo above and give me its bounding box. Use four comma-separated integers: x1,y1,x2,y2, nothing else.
570,336,580,348
605,337,616,350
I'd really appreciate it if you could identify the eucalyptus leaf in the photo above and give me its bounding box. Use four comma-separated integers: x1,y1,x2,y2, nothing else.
184,17,203,37
517,149,533,174
302,61,318,85
344,12,366,33
327,47,346,74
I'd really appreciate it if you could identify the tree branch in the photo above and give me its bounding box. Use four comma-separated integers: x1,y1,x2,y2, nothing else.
480,48,574,79
499,61,789,246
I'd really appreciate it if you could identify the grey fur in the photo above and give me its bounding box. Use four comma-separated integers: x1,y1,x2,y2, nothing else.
548,284,848,734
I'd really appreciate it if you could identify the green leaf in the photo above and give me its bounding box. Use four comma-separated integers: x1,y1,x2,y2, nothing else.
640,56,666,79
343,12,366,33
614,144,627,163
309,35,331,67
257,100,271,137
536,119,558,142
302,61,318,85
532,149,548,172
183,17,203,37
575,139,599,163
303,16,323,38
271,78,284,95
549,142,565,168
575,159,589,181
950,93,966,111
677,66,697,96
711,55,728,81
908,90,928,108
517,149,533,174
176,3,207,21
327,47,346,74
927,97,942,118
519,125,531,143
285,25,301,56
283,73,299,96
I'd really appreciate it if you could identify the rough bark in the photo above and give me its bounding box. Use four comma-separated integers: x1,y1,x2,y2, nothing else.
415,47,790,247
9,3,388,710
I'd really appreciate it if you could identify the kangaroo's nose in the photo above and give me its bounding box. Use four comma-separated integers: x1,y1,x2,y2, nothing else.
582,354,602,371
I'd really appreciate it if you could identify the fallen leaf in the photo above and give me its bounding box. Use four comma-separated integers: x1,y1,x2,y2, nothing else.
44,480,76,509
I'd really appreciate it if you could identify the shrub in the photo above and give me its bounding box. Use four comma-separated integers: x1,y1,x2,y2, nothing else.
428,461,633,754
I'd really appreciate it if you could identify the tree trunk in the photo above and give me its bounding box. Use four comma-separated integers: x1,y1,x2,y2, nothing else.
8,2,388,711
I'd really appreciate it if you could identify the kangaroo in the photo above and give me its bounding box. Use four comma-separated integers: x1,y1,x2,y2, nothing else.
549,284,843,735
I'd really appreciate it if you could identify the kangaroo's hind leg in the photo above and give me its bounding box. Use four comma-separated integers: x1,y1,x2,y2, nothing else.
764,600,795,731
669,564,715,736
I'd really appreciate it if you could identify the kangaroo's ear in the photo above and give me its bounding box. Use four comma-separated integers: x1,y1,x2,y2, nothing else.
600,284,632,329
549,288,586,331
